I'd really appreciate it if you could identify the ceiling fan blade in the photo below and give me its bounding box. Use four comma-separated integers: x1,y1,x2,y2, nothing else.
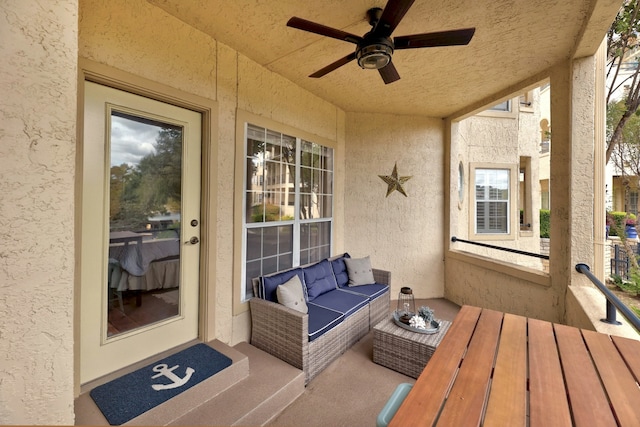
378,61,401,84
287,17,362,44
375,0,416,37
394,28,476,49
309,52,357,78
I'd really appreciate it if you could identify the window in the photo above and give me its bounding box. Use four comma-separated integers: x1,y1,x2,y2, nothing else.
476,169,509,233
630,191,638,217
471,163,517,239
489,100,511,112
519,157,532,232
242,124,333,301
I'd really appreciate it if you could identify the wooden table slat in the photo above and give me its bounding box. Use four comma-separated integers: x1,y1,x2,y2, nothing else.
388,305,482,427
483,313,527,427
527,318,572,427
583,330,640,426
612,335,640,383
553,323,617,427
436,308,503,426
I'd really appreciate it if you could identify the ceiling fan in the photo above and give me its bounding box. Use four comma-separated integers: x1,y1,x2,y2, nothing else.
287,0,475,84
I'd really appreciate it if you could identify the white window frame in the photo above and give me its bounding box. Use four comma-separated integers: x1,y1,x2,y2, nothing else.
470,163,518,241
240,123,334,302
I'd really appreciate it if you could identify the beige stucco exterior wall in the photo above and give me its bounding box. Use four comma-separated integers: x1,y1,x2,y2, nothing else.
1,1,77,424
78,0,345,346
445,57,601,324
451,95,543,269
344,113,445,299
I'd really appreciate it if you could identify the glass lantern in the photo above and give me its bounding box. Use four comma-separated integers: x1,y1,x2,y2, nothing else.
396,287,416,323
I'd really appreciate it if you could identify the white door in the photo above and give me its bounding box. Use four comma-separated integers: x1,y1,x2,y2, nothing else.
80,81,201,384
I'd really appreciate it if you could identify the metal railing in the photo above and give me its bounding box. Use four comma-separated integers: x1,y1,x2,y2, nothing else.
451,236,549,260
575,263,640,329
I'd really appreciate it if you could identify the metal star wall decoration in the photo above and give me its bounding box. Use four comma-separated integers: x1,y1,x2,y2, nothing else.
379,162,412,197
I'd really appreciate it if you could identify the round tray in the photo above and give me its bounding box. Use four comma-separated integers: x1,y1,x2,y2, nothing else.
392,311,441,334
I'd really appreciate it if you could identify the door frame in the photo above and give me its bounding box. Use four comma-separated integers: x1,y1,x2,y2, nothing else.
75,59,218,395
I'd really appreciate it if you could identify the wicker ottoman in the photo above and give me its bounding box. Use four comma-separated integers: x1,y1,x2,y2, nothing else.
373,317,452,378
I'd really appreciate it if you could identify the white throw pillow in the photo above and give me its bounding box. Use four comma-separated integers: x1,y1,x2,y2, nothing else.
344,256,375,286
276,275,308,314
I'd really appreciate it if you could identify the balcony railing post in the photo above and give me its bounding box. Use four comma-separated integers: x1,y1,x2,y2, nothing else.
576,263,627,326
605,300,621,325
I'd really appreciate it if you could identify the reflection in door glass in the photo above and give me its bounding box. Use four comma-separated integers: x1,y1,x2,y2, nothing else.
106,111,182,337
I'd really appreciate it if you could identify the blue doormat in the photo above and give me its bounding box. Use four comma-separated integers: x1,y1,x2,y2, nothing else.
89,343,232,425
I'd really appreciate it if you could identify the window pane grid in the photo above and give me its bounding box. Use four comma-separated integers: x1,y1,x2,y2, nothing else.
475,168,510,234
243,125,333,301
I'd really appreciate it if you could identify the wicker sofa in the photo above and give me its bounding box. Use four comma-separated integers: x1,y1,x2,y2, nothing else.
249,253,391,383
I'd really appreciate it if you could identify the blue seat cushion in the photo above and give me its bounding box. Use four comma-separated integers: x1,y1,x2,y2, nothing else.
330,253,351,288
307,303,344,342
261,268,305,303
341,283,389,301
311,289,369,317
303,259,339,301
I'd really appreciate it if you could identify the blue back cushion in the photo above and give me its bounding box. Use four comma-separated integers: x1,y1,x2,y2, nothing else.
330,253,351,288
261,268,304,303
303,259,338,301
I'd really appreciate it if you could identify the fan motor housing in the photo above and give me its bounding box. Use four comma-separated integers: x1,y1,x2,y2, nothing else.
356,35,394,69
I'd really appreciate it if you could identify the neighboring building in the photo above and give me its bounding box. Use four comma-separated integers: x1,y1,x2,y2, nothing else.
452,86,547,271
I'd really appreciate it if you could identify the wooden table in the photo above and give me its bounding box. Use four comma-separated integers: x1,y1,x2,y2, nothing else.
389,305,640,426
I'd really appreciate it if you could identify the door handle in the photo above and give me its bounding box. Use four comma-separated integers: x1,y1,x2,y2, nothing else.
185,236,199,245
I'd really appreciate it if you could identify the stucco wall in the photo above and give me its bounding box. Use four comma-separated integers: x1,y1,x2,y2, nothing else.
452,100,543,267
445,253,559,322
78,0,345,346
0,0,77,424
344,113,445,299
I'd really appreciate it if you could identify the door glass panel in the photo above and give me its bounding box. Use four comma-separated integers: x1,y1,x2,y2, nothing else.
107,110,182,338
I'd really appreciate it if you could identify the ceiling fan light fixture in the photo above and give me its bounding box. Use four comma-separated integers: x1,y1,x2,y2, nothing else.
356,43,393,69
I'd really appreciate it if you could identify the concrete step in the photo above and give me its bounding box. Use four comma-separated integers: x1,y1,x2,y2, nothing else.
169,342,305,426
75,340,304,426
74,340,249,426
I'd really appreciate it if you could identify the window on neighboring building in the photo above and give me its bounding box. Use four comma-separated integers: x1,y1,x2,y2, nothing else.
471,163,517,239
630,190,638,217
243,124,333,301
476,169,509,233
519,157,532,232
489,100,511,112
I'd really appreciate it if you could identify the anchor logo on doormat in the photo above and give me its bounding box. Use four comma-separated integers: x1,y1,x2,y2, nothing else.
151,363,195,391
90,343,232,425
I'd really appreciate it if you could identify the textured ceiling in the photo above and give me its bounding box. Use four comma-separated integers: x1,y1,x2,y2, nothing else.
148,0,620,118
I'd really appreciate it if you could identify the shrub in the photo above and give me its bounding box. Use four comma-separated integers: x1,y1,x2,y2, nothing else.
616,268,640,296
608,211,633,236
251,204,282,222
540,209,550,238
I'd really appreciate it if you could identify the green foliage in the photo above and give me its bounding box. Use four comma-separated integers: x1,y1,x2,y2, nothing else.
540,209,550,238
251,204,282,222
607,211,635,236
616,268,640,296
612,274,624,287
417,306,434,323
109,127,182,231
608,211,627,235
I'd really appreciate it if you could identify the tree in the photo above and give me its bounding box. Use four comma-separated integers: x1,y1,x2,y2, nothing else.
137,127,182,214
109,127,183,231
606,0,640,164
